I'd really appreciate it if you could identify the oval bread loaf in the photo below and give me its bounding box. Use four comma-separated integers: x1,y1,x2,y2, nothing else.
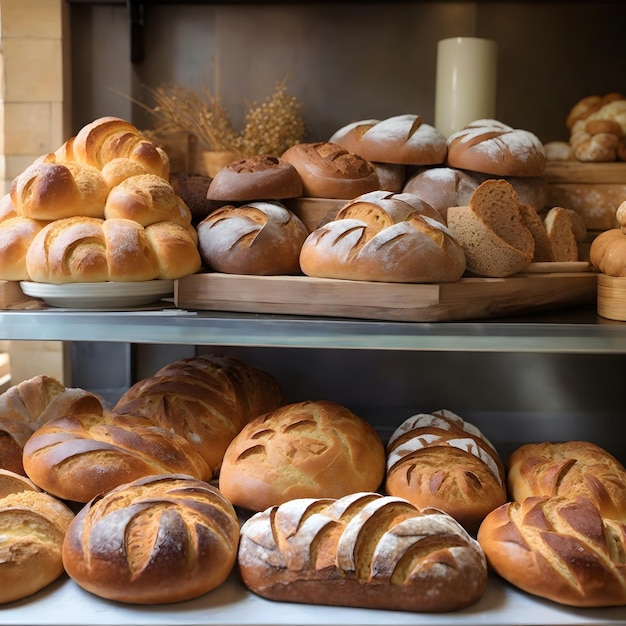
219,400,386,512
477,495,626,607
238,491,488,612
62,474,240,604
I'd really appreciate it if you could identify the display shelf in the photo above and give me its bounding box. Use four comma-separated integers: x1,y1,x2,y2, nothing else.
0,307,626,353
3,572,625,626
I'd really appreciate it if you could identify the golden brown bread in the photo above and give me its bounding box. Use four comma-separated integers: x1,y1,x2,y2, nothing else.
329,114,448,166
219,400,386,512
519,203,554,262
113,354,285,477
590,228,626,276
25,216,200,283
197,201,309,275
477,495,626,607
446,119,546,177
507,441,626,522
0,375,105,475
281,142,379,199
0,468,75,604
238,491,488,612
0,216,48,280
384,409,507,532
62,474,239,604
543,206,580,262
447,179,534,277
299,190,466,283
22,410,211,502
206,154,303,201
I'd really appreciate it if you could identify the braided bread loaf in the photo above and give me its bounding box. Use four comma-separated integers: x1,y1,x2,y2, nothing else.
477,495,626,607
238,491,488,612
62,474,239,604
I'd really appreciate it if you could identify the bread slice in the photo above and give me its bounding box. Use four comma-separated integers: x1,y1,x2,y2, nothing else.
544,206,579,262
519,204,554,262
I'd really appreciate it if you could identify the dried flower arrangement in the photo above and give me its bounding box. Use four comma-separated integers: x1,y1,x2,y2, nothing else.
133,77,306,160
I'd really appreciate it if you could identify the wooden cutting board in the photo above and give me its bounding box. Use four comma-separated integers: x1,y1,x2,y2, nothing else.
544,162,626,184
175,269,597,322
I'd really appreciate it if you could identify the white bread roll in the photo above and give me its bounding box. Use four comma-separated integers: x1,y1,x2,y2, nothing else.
62,474,239,604
299,190,466,283
238,491,488,612
197,201,309,275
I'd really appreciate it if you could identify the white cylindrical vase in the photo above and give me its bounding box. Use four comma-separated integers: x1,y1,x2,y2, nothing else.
435,37,498,138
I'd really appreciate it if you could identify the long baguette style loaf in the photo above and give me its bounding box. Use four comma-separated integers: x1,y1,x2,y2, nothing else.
238,491,488,612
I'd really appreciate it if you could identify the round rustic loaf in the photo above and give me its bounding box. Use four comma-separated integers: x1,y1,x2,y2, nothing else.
281,142,379,199
329,114,448,166
62,474,240,604
478,495,626,607
384,409,506,532
219,400,386,512
197,201,309,275
238,491,488,612
22,411,211,502
0,469,75,604
446,119,546,177
299,190,466,283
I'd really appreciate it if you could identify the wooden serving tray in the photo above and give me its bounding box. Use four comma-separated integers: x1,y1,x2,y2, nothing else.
175,269,597,322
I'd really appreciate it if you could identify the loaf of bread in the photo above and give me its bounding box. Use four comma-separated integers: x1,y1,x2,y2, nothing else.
25,216,201,283
22,411,211,502
10,161,110,220
219,400,385,512
446,119,546,177
384,409,506,532
0,469,75,604
329,114,448,166
0,216,48,280
468,172,548,213
281,142,379,199
447,179,534,277
507,441,626,522
0,374,105,475
197,201,309,275
478,495,626,607
206,154,303,201
113,354,285,476
590,228,626,276
170,171,221,225
62,474,239,604
238,491,488,612
299,190,466,283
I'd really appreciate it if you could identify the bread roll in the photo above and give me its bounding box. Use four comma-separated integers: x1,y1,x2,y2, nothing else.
0,469,75,604
144,221,202,279
507,441,626,522
23,410,211,502
446,119,546,177
543,141,575,161
372,162,406,192
197,201,309,275
238,491,488,612
206,154,303,201
219,400,386,512
478,495,626,607
0,375,105,475
590,228,626,276
170,172,218,225
0,216,48,280
447,179,534,277
281,142,379,199
299,190,466,283
10,161,109,220
100,157,156,187
329,114,448,166
384,409,506,532
62,474,239,604
113,354,285,477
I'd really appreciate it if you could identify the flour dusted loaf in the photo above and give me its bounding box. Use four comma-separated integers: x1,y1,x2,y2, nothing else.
114,354,285,477
299,190,466,283
22,410,211,502
0,468,75,604
384,409,506,532
507,440,626,522
478,495,626,607
219,400,385,512
238,491,488,612
62,474,239,604
197,201,309,275
446,119,546,177
329,114,447,166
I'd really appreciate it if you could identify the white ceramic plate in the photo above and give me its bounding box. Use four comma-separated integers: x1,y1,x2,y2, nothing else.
19,280,174,309
523,262,592,273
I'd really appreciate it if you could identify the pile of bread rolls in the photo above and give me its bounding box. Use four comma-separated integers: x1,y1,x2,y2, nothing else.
0,116,201,283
